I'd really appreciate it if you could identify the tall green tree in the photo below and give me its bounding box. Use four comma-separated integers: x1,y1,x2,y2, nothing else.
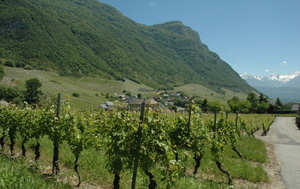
247,92,258,110
227,96,240,113
24,78,43,105
275,97,283,108
258,93,268,103
238,101,251,113
257,102,269,113
227,96,251,113
201,98,208,112
137,93,142,99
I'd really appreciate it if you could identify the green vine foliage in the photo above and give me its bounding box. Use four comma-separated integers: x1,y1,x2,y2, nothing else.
0,101,275,188
209,113,241,159
139,110,177,182
105,109,139,174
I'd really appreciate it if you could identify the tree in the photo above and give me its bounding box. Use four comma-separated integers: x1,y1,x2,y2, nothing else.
258,93,268,103
201,99,208,112
207,101,222,113
137,93,142,99
125,92,131,97
247,92,258,111
267,104,280,113
194,99,203,107
227,96,240,113
257,102,269,113
238,100,251,113
275,97,283,108
0,86,22,102
72,93,80,97
174,99,188,108
227,97,251,113
24,78,43,105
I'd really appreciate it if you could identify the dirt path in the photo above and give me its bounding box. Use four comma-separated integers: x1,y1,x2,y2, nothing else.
259,117,300,189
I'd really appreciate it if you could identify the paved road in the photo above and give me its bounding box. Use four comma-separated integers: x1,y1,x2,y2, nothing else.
263,117,300,189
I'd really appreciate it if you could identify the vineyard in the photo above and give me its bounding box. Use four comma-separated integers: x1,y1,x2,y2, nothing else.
0,97,275,188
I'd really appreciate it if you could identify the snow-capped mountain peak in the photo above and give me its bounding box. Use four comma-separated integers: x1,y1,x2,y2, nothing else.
279,71,300,83
240,71,300,82
240,71,300,87
240,71,300,102
254,75,264,81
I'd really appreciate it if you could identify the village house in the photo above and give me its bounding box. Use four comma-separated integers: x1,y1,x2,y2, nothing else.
99,101,114,110
177,107,185,113
127,98,159,111
105,101,114,109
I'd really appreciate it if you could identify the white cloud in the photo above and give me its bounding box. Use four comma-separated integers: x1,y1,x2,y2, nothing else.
265,69,270,72
280,61,288,65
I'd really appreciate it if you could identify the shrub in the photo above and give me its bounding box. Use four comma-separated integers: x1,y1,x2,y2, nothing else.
4,60,15,67
72,92,80,97
24,65,32,70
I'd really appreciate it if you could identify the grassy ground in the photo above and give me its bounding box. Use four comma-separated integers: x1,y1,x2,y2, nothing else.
0,66,156,109
174,84,247,102
0,66,248,109
0,153,71,189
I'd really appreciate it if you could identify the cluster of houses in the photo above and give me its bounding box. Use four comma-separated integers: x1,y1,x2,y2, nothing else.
99,92,188,112
99,98,161,111
99,93,300,115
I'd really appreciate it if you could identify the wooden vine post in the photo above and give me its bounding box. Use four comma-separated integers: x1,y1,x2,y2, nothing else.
233,113,243,158
213,111,217,134
52,93,61,175
225,111,229,123
187,100,192,136
131,101,145,189
235,113,238,127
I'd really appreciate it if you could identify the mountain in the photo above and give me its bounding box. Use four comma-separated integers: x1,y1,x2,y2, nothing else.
0,0,254,93
282,72,300,87
240,72,300,87
240,72,300,102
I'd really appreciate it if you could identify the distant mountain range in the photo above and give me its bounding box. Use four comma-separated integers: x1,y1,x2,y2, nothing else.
240,71,300,102
0,0,254,94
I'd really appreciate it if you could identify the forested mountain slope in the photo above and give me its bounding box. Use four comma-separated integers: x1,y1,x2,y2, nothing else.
0,0,254,93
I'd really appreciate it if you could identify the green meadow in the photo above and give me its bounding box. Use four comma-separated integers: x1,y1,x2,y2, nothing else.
0,66,247,109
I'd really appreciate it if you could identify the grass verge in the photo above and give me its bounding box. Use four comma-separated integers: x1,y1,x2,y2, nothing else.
0,154,71,189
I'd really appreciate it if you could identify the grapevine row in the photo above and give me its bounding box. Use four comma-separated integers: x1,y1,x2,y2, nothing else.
0,100,275,188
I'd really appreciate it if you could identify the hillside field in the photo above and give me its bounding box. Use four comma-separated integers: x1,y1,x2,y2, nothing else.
0,66,247,109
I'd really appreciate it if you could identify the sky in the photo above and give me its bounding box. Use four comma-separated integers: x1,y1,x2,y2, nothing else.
99,0,300,76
